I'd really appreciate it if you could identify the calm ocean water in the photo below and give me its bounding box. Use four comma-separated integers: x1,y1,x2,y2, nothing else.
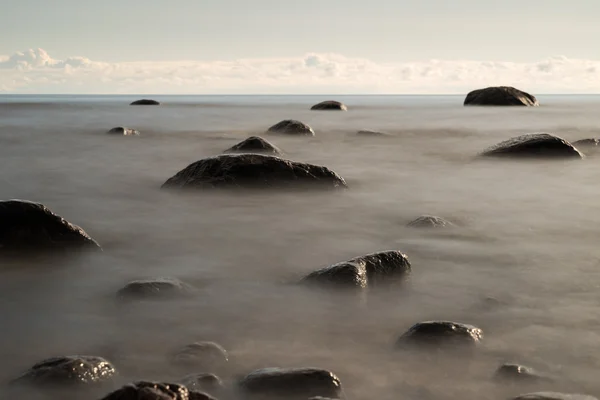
1,94,600,399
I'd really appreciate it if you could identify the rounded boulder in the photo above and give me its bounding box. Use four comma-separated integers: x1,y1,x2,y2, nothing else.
223,136,282,156
267,120,315,136
480,133,583,159
464,86,539,106
311,101,347,111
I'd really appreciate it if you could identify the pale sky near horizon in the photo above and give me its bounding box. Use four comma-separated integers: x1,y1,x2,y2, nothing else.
1,0,600,93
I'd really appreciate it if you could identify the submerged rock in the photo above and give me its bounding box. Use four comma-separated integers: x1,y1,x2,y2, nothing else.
495,363,554,383
573,138,600,148
480,133,583,159
267,120,315,136
171,342,229,369
396,321,483,348
356,129,389,137
407,215,453,228
301,250,411,289
238,367,342,399
513,393,597,400
161,154,347,191
130,99,160,106
464,86,539,106
0,199,101,253
100,381,214,400
11,355,116,388
223,136,282,156
180,374,223,394
311,101,347,111
107,126,140,136
117,278,194,300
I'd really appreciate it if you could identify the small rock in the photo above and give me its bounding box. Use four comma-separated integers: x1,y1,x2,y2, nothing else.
267,120,315,136
130,99,160,106
238,367,342,399
573,138,600,148
480,133,583,159
356,130,388,136
171,342,229,369
407,215,453,228
117,278,194,301
311,101,347,111
396,321,483,348
180,373,223,394
513,393,597,400
223,136,282,156
100,381,203,400
107,126,140,136
464,86,539,106
300,250,411,289
495,363,554,383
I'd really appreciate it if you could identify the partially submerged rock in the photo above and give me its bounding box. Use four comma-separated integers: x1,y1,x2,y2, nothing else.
238,367,342,399
223,136,282,156
513,393,597,400
480,133,584,159
100,381,214,400
396,321,483,348
0,199,101,253
267,120,315,136
311,101,347,111
11,355,116,388
107,126,140,136
407,215,453,228
464,86,539,106
356,129,389,137
180,374,223,394
573,138,600,148
171,342,229,369
495,363,554,383
117,278,194,301
301,250,411,289
130,99,160,106
161,154,347,191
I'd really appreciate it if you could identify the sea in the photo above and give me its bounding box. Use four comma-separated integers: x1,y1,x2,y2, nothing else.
1,94,600,400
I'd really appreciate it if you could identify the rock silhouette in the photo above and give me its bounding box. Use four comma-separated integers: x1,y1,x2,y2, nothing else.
107,127,140,136
464,86,539,106
267,120,315,136
311,101,347,111
130,99,160,105
480,133,583,159
396,321,483,348
223,136,282,156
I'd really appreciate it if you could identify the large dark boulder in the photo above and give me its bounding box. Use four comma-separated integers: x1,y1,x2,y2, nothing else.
117,278,195,301
464,86,539,106
238,368,342,399
224,136,282,156
494,363,554,383
267,120,315,136
300,250,411,289
10,355,116,388
0,200,101,253
107,127,140,136
130,99,160,106
396,321,483,348
407,215,453,228
170,342,229,369
100,381,215,400
161,154,347,191
311,101,347,111
480,133,584,159
513,393,597,400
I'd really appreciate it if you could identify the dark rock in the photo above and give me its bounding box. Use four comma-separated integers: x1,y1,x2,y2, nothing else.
180,374,223,394
107,127,140,136
117,278,194,300
573,138,600,148
238,368,342,399
407,215,453,228
495,363,554,383
356,130,389,136
396,321,483,348
224,136,282,156
267,120,315,136
171,342,229,369
100,381,205,400
513,393,597,400
0,199,101,253
300,250,411,289
464,86,539,106
480,133,584,159
311,101,347,111
130,99,160,106
161,154,347,191
10,355,116,388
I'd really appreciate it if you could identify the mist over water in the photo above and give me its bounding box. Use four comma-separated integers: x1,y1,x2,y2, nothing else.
1,94,600,400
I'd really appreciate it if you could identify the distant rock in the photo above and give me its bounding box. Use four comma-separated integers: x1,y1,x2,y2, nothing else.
171,342,228,369
480,133,583,159
464,86,539,106
407,215,453,228
223,136,282,156
494,363,554,383
117,278,194,301
10,355,116,388
395,321,483,348
0,199,101,253
301,250,411,289
512,393,597,400
107,126,140,136
356,129,389,137
130,99,160,106
161,154,347,191
573,138,600,148
311,101,347,111
100,381,214,400
180,373,223,395
267,120,315,136
238,367,342,399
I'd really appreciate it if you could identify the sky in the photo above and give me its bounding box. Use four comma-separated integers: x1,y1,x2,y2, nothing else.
1,0,600,94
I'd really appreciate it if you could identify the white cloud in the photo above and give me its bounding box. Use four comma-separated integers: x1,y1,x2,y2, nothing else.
1,48,600,94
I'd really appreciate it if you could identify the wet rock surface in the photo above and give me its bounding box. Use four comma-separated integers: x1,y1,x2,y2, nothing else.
267,120,315,136
171,342,229,369
130,99,160,105
161,154,347,191
238,367,342,399
464,86,539,106
107,126,140,136
0,199,101,253
311,101,347,111
300,250,411,289
100,381,206,400
396,321,483,348
117,278,194,300
494,363,554,383
512,393,598,400
180,374,223,394
480,133,583,159
407,215,453,228
223,136,282,156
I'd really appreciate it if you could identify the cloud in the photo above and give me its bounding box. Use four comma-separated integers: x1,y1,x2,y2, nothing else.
1,48,600,94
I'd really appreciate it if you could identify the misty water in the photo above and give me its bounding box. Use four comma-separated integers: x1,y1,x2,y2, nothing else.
1,94,600,400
